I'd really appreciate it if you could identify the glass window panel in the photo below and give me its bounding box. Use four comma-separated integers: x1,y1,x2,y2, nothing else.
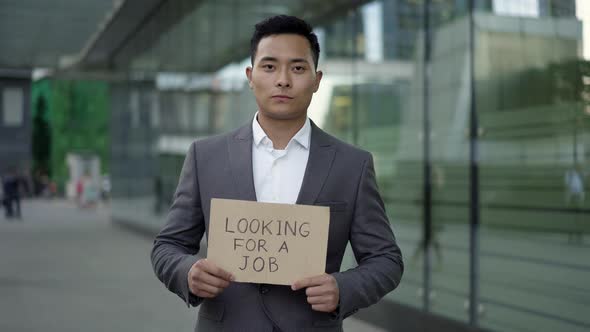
193,93,210,132
177,92,191,132
426,3,471,323
151,91,160,129
477,1,590,331
320,0,426,312
2,87,24,126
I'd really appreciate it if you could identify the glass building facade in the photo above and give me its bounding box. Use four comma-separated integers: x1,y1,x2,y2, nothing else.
109,0,589,331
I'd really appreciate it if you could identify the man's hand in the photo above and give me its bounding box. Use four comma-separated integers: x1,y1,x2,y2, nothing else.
188,258,234,298
292,274,339,312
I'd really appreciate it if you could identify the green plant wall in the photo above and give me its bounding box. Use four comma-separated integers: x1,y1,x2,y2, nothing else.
31,79,110,193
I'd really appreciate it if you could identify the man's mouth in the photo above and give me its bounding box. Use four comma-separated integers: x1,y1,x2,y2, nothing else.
271,95,293,100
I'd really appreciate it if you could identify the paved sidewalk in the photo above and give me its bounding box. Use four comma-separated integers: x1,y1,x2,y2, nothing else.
0,199,385,332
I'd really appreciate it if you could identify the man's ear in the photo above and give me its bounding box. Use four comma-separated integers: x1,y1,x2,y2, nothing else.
246,67,253,89
313,70,323,92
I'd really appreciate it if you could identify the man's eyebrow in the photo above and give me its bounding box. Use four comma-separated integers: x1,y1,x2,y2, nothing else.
289,58,310,64
258,56,310,64
258,56,278,63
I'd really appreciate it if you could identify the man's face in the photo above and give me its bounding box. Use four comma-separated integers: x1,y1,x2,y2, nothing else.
246,34,322,121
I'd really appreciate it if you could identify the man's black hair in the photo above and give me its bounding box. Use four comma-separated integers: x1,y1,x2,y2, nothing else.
250,15,320,69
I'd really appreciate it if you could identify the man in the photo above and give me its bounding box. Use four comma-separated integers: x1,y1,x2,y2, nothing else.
2,168,22,219
151,15,403,332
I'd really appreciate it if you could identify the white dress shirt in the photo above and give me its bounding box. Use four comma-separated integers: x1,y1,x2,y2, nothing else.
252,113,310,204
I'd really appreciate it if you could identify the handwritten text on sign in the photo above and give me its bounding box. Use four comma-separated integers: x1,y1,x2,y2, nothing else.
207,198,330,285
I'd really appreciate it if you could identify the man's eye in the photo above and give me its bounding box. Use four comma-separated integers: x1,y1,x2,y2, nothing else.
262,64,274,70
293,66,305,72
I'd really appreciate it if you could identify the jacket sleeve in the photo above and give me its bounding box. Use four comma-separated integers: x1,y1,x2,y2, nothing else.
332,154,404,318
151,142,205,307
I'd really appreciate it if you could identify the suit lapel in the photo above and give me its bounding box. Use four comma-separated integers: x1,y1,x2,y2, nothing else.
296,122,336,205
227,123,257,201
228,120,336,204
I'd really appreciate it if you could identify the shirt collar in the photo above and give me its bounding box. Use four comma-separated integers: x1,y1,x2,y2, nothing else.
252,112,268,147
252,112,311,150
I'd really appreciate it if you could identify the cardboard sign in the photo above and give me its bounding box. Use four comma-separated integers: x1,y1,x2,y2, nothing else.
207,198,330,285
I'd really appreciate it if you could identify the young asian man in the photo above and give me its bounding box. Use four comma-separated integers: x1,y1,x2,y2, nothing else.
151,15,403,332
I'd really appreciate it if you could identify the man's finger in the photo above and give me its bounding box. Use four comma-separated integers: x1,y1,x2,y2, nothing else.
199,271,231,289
291,275,324,290
195,289,217,298
189,280,216,298
202,259,235,281
307,295,328,305
305,285,328,297
195,281,223,295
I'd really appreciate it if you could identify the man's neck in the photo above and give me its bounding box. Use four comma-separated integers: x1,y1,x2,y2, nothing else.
257,113,307,150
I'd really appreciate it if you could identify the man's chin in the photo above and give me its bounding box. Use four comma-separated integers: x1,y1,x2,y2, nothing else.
259,110,306,121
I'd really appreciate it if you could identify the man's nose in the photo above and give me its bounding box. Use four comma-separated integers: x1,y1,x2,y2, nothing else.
275,70,291,88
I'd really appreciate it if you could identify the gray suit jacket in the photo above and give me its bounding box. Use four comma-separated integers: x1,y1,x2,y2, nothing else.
151,121,403,332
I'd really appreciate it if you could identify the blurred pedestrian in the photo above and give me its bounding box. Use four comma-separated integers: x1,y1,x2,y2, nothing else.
101,174,111,202
82,176,99,208
411,165,445,269
565,164,585,206
48,180,57,199
2,168,22,220
564,164,586,244
76,176,84,207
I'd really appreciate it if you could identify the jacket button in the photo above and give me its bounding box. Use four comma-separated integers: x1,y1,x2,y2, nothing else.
260,286,269,294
